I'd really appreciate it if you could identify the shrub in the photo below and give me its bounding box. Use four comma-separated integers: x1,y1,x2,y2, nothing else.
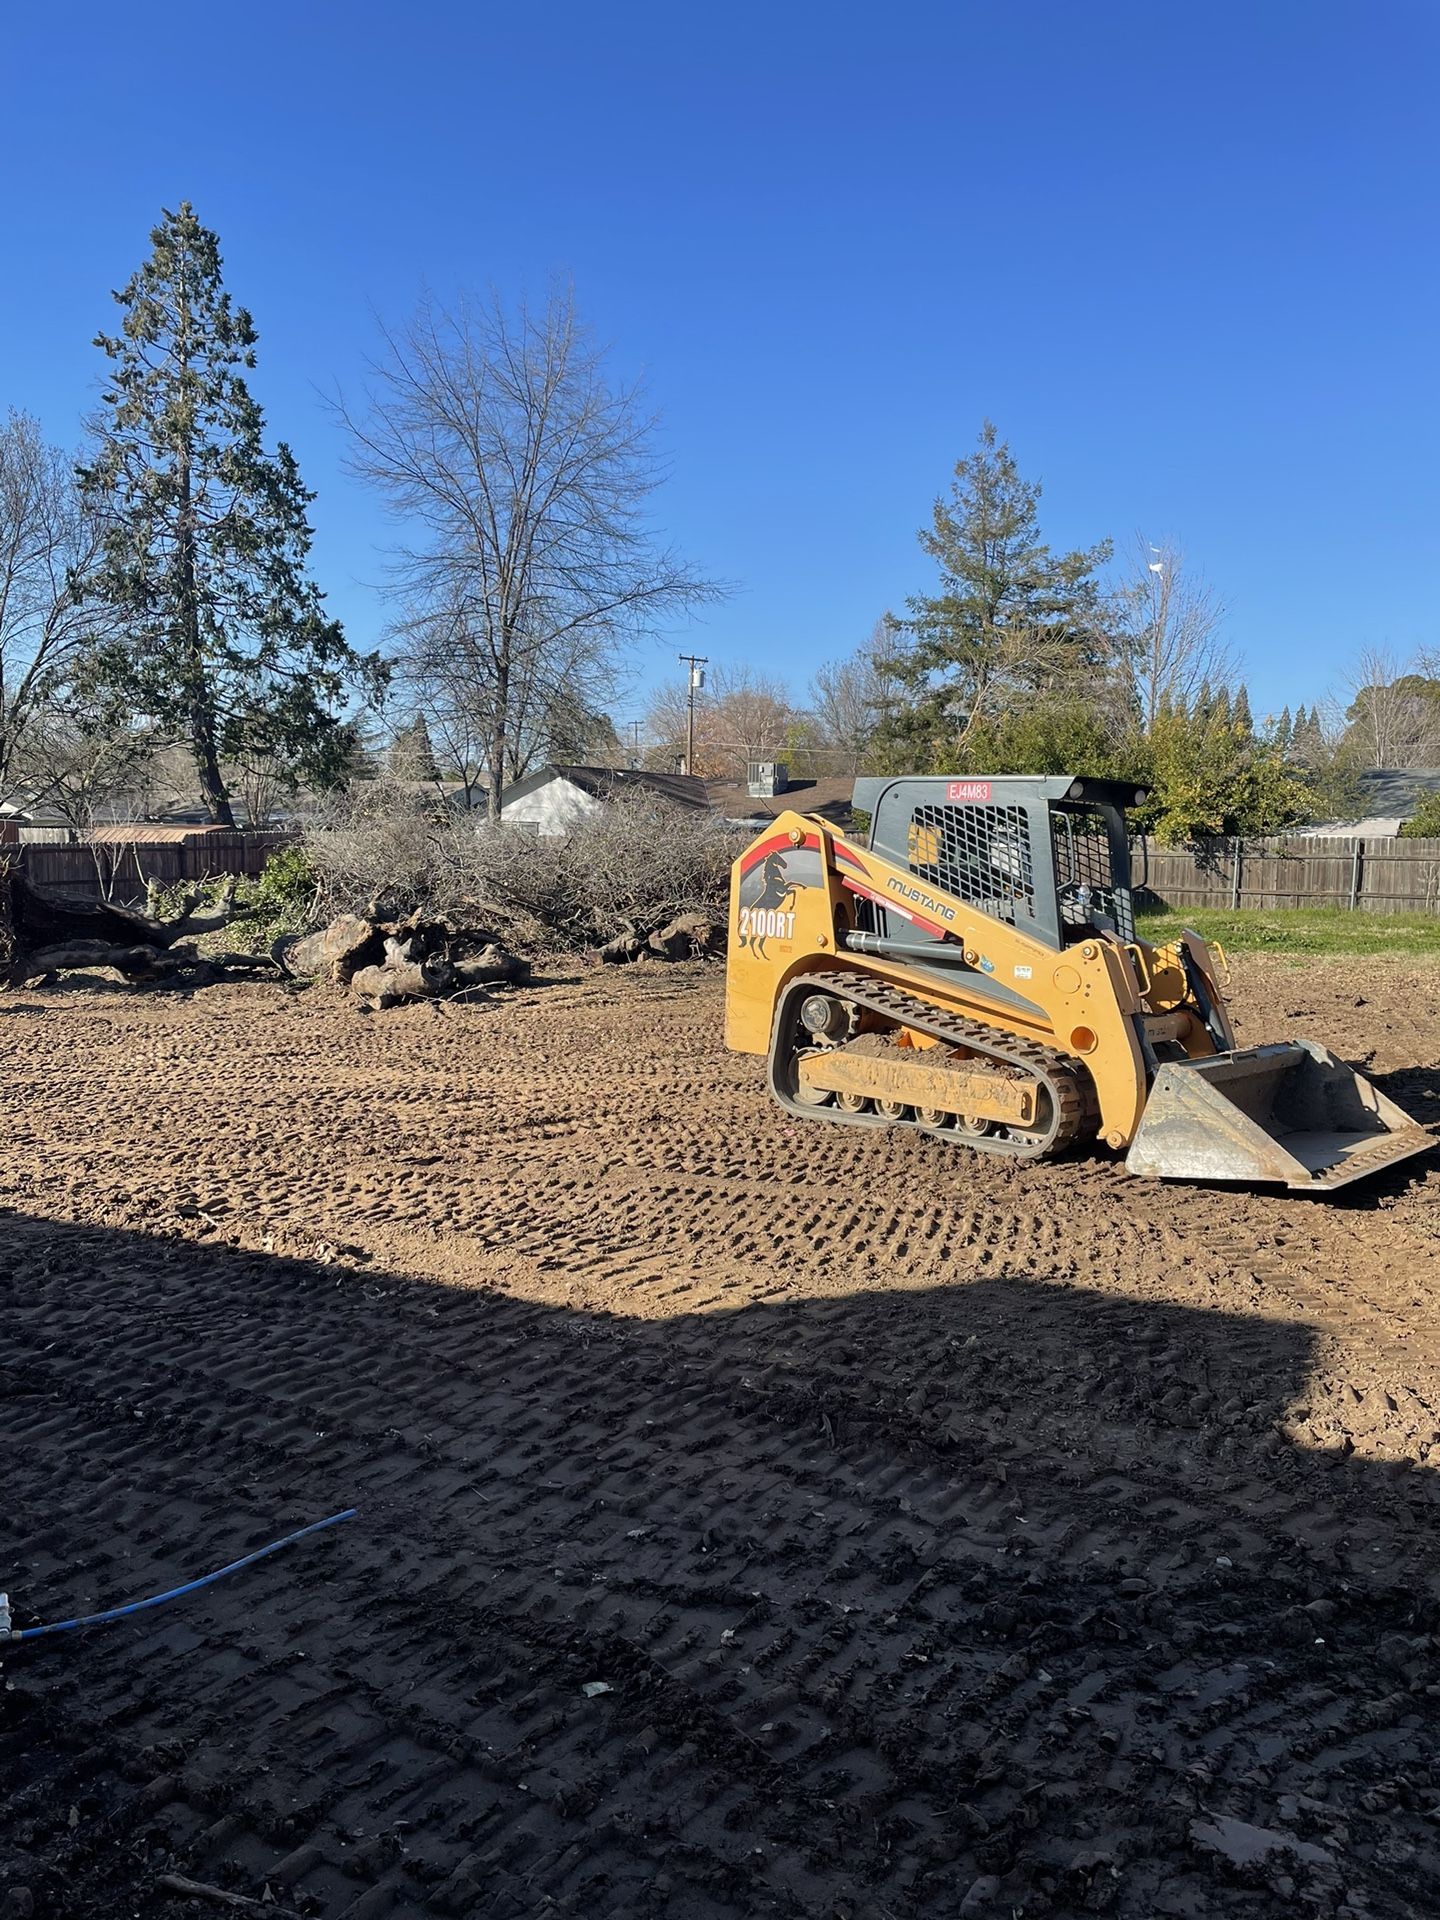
241,844,320,941
140,842,318,957
1398,791,1440,839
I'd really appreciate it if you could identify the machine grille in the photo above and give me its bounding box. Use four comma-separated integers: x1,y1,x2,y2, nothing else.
907,804,1036,923
1052,806,1135,938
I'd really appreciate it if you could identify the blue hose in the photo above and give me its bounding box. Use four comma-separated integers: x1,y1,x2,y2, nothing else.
1,1508,357,1643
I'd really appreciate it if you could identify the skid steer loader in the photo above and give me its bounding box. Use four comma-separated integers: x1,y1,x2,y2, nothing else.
724,774,1432,1192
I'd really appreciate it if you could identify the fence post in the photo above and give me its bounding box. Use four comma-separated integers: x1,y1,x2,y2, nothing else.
1349,838,1363,911
1230,837,1242,909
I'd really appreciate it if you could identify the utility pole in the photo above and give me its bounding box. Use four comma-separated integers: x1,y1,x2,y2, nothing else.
678,653,707,775
624,719,642,768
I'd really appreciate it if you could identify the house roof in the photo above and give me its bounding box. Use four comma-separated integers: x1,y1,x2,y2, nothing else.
703,776,857,827
1300,767,1440,837
500,764,711,810
1293,816,1411,838
1356,767,1440,811
0,796,71,827
86,823,233,844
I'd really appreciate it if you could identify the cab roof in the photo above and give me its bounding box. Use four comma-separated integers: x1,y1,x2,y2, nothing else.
851,774,1149,814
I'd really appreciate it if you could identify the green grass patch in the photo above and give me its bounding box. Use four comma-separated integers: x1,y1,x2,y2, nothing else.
1136,905,1440,958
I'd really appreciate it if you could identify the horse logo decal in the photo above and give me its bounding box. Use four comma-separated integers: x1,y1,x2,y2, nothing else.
737,843,819,958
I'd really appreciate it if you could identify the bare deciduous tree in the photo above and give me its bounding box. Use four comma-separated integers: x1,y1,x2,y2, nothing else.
1118,536,1235,732
17,706,155,834
383,604,488,806
0,411,108,806
223,746,303,828
337,287,723,819
413,691,489,809
644,663,799,779
392,581,622,795
1340,644,1440,767
809,615,905,773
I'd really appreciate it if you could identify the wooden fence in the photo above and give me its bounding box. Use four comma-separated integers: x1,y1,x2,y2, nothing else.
12,832,295,905
12,824,1439,916
1132,835,1440,915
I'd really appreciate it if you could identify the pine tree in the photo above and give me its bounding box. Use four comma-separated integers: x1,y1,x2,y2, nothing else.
545,694,622,766
890,422,1114,763
389,714,440,782
1276,705,1293,750
76,203,385,824
1294,704,1325,763
1232,684,1253,734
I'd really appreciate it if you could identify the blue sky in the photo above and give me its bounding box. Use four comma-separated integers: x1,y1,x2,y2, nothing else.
4,0,1437,730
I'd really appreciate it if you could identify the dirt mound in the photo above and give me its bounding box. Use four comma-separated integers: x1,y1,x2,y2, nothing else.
2,953,1439,1917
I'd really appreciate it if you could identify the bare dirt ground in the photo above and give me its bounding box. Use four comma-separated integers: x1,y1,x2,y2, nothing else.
2,952,1440,1920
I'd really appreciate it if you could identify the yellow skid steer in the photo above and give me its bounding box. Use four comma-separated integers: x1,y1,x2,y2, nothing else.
724,775,1431,1192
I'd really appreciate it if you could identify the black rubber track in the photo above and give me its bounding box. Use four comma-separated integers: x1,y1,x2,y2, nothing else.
767,970,1094,1162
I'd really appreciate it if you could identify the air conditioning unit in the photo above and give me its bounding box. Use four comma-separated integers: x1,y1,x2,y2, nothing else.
747,761,788,799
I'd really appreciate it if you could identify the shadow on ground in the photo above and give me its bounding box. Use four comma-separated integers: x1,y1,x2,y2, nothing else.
2,1211,1438,1920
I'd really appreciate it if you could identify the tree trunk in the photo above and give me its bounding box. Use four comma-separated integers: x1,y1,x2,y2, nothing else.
487,645,510,824
176,342,235,829
193,729,235,827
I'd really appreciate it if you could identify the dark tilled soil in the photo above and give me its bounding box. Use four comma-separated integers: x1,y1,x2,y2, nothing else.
2,955,1439,1919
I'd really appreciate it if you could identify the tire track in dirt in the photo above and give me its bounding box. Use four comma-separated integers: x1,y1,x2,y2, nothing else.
6,1223,1440,1918
3,958,1440,1917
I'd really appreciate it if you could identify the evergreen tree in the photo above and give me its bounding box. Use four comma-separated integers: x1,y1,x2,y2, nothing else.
888,422,1114,765
1293,704,1325,763
948,694,1139,783
546,696,622,766
76,203,385,824
1276,705,1293,750
1137,698,1318,843
389,714,440,782
1232,684,1253,734
1399,790,1440,838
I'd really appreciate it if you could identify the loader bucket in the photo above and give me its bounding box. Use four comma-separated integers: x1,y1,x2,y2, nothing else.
1126,1041,1434,1192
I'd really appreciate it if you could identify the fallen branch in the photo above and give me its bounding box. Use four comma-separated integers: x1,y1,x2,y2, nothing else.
157,1871,304,1919
1,865,270,989
165,874,243,940
25,941,177,980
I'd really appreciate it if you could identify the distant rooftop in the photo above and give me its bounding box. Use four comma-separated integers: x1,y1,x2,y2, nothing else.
87,823,239,844
501,764,711,810
1300,766,1440,837
704,775,856,827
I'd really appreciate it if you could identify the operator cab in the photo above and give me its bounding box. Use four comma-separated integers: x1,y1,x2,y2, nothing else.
852,774,1147,950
